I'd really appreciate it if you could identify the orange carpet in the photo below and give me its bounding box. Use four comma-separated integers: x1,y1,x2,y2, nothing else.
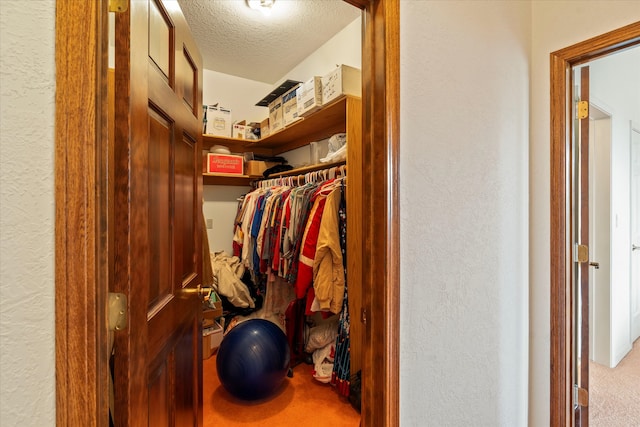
203,353,361,427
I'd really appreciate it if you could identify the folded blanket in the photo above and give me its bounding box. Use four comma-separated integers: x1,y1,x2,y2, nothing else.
210,251,255,309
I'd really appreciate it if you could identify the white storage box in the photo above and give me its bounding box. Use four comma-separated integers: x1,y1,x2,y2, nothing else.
232,120,247,139
296,76,323,117
204,104,232,137
321,65,361,104
282,84,301,126
268,97,283,133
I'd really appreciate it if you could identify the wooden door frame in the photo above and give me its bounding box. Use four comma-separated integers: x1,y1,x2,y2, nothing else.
549,21,640,427
54,0,400,425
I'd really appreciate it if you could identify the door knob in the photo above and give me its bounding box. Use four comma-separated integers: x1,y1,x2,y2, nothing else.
589,262,600,269
633,244,640,251
181,285,213,299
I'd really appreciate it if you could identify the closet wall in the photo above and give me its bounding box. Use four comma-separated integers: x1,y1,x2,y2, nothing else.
203,16,362,253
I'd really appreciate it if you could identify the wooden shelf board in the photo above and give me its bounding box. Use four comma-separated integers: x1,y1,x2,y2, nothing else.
246,96,350,154
202,173,253,186
202,96,357,156
201,135,272,156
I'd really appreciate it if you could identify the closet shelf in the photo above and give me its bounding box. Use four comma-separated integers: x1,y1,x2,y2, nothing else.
202,173,253,187
201,135,272,157
202,95,356,157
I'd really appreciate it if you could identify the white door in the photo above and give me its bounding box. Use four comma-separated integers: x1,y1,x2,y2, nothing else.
631,128,640,342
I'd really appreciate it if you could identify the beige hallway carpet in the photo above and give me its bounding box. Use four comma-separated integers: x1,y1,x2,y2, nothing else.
590,338,640,426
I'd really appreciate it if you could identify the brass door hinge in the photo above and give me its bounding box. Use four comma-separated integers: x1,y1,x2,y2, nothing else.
108,292,127,331
109,0,128,13
574,385,589,407
576,101,589,120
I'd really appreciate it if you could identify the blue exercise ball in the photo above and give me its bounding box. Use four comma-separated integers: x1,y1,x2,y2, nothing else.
216,319,291,400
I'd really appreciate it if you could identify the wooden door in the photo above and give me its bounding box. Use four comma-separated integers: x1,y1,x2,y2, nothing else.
112,0,204,425
574,65,590,426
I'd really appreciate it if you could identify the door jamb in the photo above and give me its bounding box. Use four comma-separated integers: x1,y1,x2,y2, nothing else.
55,1,109,425
549,21,640,427
54,0,400,425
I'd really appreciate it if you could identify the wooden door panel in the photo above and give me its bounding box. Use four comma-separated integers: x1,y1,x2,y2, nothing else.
175,134,197,284
181,48,197,114
147,318,199,426
148,108,173,307
148,361,171,426
174,324,198,425
149,0,172,82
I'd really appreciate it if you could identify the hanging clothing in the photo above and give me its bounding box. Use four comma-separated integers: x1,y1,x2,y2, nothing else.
331,184,351,396
226,170,351,389
294,180,336,299
311,185,344,314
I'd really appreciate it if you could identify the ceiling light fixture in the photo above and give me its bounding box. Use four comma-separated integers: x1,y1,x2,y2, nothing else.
246,0,275,15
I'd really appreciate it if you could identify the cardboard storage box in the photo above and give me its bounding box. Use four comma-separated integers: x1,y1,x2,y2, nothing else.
204,153,244,175
282,85,301,126
321,65,361,104
202,321,223,359
245,160,279,177
244,122,261,140
268,97,283,133
260,118,270,138
204,104,232,137
232,120,247,139
203,300,223,322
297,76,323,117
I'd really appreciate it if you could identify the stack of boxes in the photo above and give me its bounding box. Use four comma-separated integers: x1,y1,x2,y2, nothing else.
202,292,223,359
203,64,361,176
267,64,361,132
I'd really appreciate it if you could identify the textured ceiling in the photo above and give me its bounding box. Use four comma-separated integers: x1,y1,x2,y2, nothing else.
178,0,361,85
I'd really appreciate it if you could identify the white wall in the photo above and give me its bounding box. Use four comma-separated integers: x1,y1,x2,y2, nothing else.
203,70,272,124
273,16,361,86
203,185,249,255
0,1,56,426
400,1,530,425
529,1,640,425
590,48,640,366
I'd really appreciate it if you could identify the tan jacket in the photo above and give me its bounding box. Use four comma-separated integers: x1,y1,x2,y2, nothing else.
312,188,344,314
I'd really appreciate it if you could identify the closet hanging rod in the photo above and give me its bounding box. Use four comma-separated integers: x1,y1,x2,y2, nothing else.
265,159,346,179
254,162,346,189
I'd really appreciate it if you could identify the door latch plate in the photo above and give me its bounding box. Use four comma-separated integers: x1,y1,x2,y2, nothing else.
575,244,589,263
